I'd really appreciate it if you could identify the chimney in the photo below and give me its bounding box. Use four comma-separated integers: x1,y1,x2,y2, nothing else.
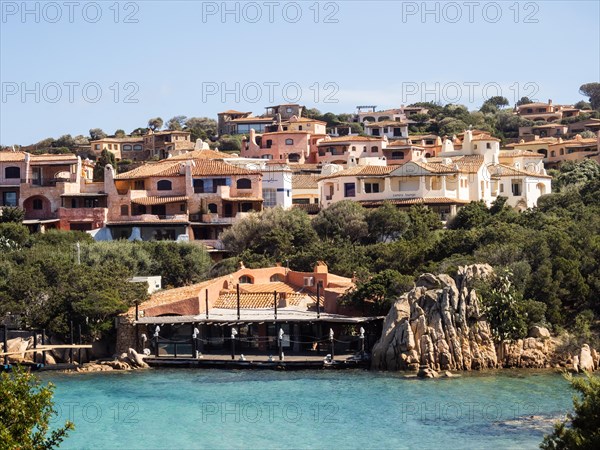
278,293,288,308
548,99,552,105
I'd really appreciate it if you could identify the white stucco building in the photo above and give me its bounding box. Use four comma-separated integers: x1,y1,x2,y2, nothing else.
318,129,552,218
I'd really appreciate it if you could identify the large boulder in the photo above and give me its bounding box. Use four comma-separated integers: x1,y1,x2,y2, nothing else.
579,345,595,372
372,264,497,372
529,326,550,339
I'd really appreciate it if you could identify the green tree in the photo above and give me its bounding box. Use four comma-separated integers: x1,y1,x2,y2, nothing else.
342,269,413,315
147,117,164,131
448,201,490,230
166,115,187,131
480,96,509,114
0,366,74,448
185,117,217,141
366,202,410,243
93,149,117,181
312,201,368,243
0,207,25,223
88,128,107,141
479,273,528,341
579,82,600,111
516,97,533,106
114,129,126,138
541,374,600,449
554,160,600,190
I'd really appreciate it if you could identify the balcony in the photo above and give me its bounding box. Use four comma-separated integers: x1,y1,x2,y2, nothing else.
117,213,189,223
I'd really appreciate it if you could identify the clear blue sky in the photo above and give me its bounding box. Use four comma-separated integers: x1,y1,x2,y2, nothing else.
1,0,599,145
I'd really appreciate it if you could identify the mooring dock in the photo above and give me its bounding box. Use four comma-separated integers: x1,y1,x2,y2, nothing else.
144,353,369,370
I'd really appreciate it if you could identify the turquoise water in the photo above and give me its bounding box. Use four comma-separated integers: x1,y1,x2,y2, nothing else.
42,369,573,449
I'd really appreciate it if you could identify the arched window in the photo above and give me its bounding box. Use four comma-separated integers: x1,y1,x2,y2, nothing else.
239,275,253,284
123,145,132,151
550,151,556,157
391,151,404,160
560,149,564,155
285,139,294,145
157,180,172,191
236,178,252,189
371,146,378,152
5,167,20,179
133,144,143,151
270,273,284,282
32,198,43,210
352,146,356,151
208,203,217,213
288,153,300,162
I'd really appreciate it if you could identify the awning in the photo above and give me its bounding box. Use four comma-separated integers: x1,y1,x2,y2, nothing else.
134,310,384,325
22,219,60,225
131,196,189,206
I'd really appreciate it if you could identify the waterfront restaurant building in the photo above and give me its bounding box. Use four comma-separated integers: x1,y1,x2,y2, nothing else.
116,262,383,360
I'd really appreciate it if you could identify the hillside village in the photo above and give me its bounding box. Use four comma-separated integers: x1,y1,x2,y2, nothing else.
1,99,600,259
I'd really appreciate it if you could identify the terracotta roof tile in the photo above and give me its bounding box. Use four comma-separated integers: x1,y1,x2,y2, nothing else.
318,165,395,181
490,164,552,179
359,197,470,207
0,151,26,162
214,292,312,309
319,136,384,144
115,161,183,179
192,160,258,176
292,174,319,189
168,149,234,160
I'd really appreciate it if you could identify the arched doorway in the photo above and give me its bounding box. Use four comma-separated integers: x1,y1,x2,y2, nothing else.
23,195,51,219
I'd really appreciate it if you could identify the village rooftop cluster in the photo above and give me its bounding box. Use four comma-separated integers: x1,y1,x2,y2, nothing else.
1,101,599,259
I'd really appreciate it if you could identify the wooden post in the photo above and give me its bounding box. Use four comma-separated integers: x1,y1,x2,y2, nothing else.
33,331,38,364
154,327,160,358
69,320,74,364
3,325,9,366
230,328,236,360
78,324,82,364
41,329,46,365
316,282,321,319
274,290,277,320
192,323,196,358
278,328,284,361
236,284,241,321
330,328,335,361
205,289,209,320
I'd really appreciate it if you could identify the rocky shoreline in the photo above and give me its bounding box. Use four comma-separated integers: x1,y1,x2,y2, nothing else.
371,264,599,377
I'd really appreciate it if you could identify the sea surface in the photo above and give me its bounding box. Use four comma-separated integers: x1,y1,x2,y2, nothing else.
41,369,574,449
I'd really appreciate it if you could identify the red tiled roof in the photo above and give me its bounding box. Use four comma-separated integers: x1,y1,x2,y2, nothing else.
191,160,258,176
169,149,234,160
318,165,395,181
359,197,470,207
214,292,312,309
292,174,319,189
0,151,26,162
115,161,183,179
